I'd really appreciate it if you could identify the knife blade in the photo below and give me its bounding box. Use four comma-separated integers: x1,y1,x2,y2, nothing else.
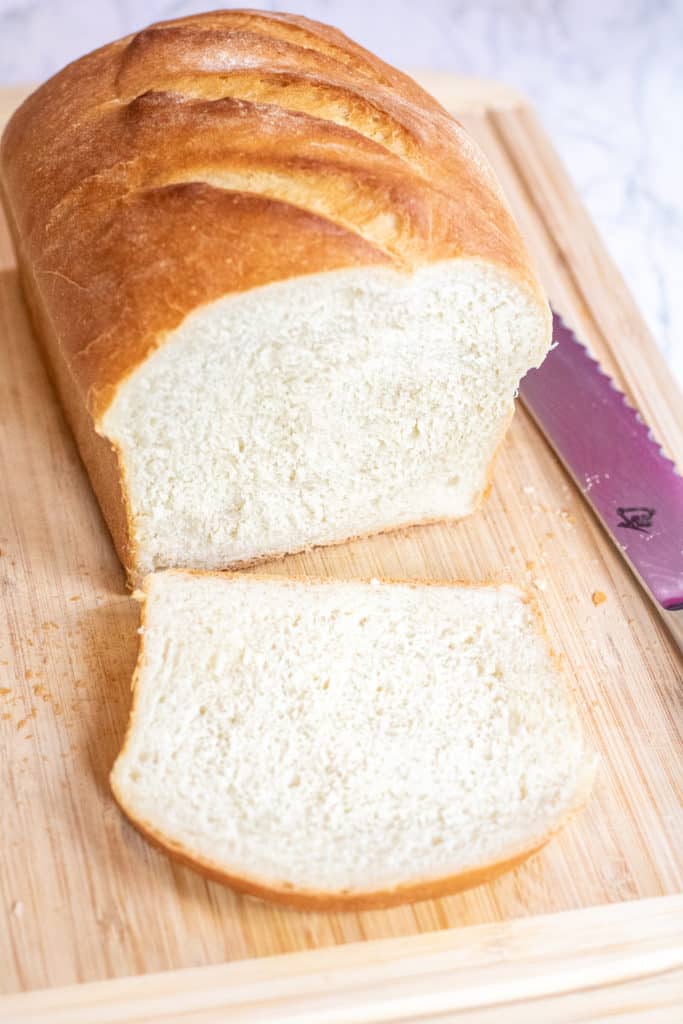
519,311,683,653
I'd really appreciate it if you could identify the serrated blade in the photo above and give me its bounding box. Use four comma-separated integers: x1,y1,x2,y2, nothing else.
519,311,683,651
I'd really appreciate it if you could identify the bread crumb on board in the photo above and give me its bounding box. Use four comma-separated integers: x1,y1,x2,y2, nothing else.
592,591,608,606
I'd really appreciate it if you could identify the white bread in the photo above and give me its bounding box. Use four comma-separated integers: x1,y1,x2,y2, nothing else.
111,573,595,909
0,10,552,585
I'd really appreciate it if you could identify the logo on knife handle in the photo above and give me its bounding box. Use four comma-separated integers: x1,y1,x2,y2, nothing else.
616,507,655,533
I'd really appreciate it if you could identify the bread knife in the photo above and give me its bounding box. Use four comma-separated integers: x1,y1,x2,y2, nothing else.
519,311,683,654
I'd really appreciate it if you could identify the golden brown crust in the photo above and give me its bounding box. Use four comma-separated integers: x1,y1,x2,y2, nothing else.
113,781,591,911
1,182,137,573
0,8,544,421
109,791,553,911
0,10,549,579
111,571,594,910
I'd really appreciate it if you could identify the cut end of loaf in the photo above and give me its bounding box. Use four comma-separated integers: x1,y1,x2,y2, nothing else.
1,9,552,582
111,573,595,909
102,261,551,583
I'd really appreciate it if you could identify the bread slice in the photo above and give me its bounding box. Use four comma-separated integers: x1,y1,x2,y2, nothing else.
0,10,552,584
111,572,595,909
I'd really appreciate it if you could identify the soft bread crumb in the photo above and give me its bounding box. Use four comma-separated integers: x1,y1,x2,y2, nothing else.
102,261,549,578
111,573,595,906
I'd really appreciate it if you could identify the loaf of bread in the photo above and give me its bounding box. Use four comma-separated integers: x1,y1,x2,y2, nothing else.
111,572,594,909
0,10,551,584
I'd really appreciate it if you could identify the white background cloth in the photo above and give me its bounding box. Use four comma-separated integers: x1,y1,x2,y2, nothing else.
1,0,681,386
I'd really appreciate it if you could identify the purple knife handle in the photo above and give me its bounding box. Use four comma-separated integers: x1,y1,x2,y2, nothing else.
520,313,683,611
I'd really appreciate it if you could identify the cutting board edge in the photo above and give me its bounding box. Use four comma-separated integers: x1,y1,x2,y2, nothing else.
3,894,682,1024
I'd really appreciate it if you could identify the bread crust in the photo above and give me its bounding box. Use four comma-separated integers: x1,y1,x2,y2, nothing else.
0,9,549,581
1,191,135,574
108,795,552,911
111,789,592,911
0,10,544,419
111,572,595,910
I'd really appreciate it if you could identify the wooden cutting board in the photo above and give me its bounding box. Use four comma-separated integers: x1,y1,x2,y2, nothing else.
1,75,682,1020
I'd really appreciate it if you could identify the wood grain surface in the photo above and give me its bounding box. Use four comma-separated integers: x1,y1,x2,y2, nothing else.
1,74,682,1003
4,895,682,1023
